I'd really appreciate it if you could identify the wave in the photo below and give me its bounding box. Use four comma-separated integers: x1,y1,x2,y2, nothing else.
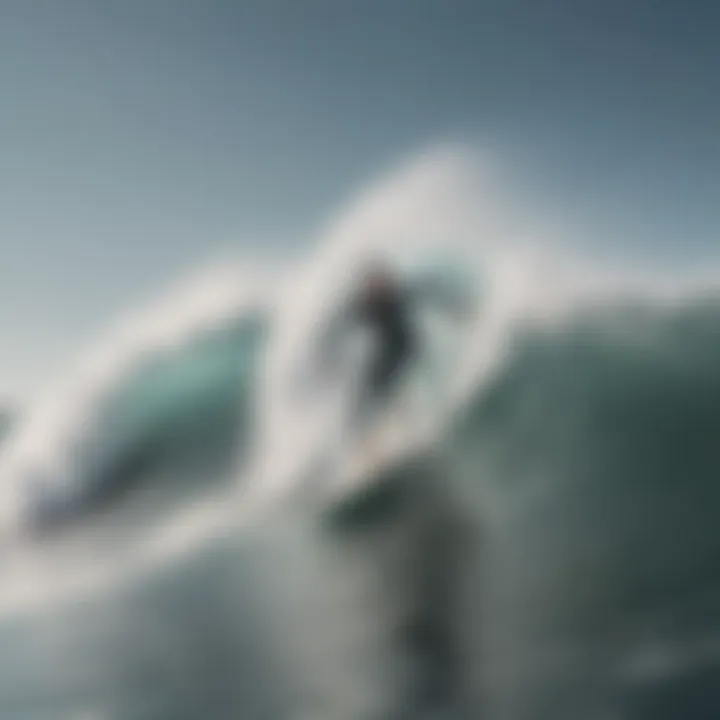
0,264,276,536
0,146,719,718
3,278,720,718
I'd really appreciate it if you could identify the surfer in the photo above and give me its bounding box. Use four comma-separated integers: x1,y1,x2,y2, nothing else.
352,261,417,417
316,258,474,429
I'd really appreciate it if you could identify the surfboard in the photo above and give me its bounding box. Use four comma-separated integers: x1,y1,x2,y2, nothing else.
319,385,443,525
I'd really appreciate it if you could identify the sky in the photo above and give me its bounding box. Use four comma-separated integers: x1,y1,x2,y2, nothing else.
0,0,718,400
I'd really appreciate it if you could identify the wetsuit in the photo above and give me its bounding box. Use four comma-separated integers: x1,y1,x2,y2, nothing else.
313,269,472,426
354,287,417,404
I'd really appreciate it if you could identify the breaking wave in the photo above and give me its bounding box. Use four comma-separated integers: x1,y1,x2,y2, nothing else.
0,147,719,719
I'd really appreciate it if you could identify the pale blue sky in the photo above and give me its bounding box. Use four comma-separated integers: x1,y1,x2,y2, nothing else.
1,0,718,400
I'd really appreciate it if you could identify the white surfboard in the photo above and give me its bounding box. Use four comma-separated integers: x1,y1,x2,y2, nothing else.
323,389,440,509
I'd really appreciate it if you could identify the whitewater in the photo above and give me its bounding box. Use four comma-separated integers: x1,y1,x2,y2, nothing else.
0,146,719,719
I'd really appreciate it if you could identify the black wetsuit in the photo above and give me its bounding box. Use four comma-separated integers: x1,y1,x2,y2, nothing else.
354,287,417,403
315,271,467,425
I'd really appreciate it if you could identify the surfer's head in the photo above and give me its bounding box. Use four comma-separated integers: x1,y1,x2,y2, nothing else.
360,259,397,300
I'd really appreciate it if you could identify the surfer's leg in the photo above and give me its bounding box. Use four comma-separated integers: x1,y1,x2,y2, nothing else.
350,349,401,465
379,341,414,394
356,347,398,423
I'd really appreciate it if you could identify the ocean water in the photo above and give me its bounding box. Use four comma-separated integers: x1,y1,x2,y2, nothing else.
1,272,719,720
1,157,719,719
